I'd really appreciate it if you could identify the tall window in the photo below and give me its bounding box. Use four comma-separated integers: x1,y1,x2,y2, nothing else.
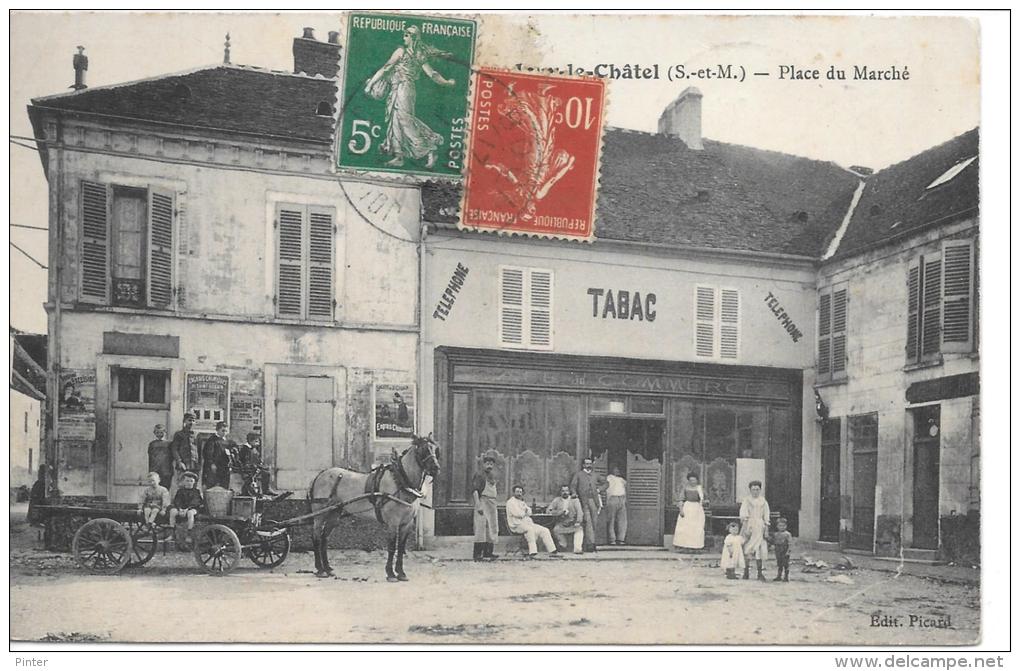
694,285,740,360
275,203,336,320
817,284,848,382
906,239,975,364
79,181,175,309
498,266,553,350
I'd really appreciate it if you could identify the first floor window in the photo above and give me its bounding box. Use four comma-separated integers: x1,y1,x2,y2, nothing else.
275,203,336,320
79,180,175,309
817,284,848,381
694,285,740,360
498,266,553,350
906,239,975,364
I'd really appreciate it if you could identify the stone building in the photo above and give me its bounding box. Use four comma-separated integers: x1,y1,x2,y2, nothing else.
28,31,423,501
416,90,861,546
810,129,979,559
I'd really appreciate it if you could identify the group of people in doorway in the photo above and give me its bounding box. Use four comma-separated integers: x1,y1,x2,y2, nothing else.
138,412,284,530
469,456,793,581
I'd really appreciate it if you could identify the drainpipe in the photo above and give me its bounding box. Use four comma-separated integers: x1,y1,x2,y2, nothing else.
46,115,65,499
415,221,430,550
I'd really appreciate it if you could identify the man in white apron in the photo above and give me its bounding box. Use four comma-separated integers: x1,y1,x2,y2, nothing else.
471,455,500,561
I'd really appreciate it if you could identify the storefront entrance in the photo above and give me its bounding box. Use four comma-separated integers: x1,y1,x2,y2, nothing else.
911,406,941,549
589,417,664,546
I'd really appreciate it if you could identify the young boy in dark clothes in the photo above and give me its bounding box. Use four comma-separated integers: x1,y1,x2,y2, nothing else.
769,517,793,582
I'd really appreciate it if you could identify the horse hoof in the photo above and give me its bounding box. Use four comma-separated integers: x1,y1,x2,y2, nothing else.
397,574,409,582
386,576,400,583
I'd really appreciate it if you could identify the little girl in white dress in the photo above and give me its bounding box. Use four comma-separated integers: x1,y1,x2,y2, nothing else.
721,521,746,579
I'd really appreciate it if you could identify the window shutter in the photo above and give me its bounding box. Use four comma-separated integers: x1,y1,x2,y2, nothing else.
695,286,716,358
528,269,553,349
499,267,525,346
831,287,848,376
719,288,739,359
307,206,335,320
906,261,920,363
80,181,110,303
147,189,174,309
941,240,974,352
817,291,832,379
921,255,942,357
276,205,304,317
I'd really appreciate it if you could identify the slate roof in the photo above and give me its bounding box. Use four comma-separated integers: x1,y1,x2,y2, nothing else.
831,128,979,258
424,128,860,257
30,65,336,144
29,63,866,257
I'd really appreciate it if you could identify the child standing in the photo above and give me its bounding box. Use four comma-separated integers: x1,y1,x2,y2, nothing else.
721,521,745,579
138,471,170,526
739,480,771,581
168,471,204,531
770,517,793,582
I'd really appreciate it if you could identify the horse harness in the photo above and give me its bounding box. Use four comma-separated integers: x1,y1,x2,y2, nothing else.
364,451,425,524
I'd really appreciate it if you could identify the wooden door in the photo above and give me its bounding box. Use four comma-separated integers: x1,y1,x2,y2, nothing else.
275,375,334,491
912,406,941,549
819,418,841,542
112,407,168,501
625,420,664,546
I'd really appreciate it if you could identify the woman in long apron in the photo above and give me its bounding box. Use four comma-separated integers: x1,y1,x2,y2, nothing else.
672,473,707,551
471,456,500,561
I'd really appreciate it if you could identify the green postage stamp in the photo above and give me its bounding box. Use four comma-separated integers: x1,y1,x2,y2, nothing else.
337,13,477,178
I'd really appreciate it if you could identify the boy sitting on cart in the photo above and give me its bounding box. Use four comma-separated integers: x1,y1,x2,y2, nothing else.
169,471,204,531
138,471,171,526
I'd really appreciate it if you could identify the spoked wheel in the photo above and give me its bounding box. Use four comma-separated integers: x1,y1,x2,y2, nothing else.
72,518,132,574
246,529,291,569
193,524,241,575
125,521,158,568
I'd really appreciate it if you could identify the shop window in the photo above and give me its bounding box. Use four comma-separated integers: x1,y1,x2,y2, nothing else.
114,368,169,406
817,283,848,382
275,203,336,321
694,285,739,361
906,240,975,364
590,397,626,414
79,180,175,309
498,266,553,350
630,397,664,415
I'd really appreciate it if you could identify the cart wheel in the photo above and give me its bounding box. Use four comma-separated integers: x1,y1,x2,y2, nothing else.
194,524,241,575
125,522,158,568
247,529,291,569
72,518,132,574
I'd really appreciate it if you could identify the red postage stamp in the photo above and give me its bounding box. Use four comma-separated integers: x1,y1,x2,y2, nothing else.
460,69,607,240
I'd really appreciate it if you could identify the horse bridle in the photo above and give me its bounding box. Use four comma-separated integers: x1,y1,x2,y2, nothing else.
413,436,440,483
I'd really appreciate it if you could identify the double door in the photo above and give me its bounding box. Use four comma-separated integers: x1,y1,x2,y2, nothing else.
590,417,664,546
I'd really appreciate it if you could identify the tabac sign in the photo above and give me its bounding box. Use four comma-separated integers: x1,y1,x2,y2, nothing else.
337,13,477,178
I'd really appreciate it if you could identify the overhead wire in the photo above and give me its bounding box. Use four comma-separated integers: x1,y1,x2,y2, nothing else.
10,242,47,269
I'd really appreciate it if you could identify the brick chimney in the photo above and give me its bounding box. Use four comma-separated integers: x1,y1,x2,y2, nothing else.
293,27,341,78
71,46,88,90
657,86,703,150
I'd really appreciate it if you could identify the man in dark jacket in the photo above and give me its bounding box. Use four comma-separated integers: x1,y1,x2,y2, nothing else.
570,457,606,553
170,413,201,478
237,432,278,496
202,421,233,489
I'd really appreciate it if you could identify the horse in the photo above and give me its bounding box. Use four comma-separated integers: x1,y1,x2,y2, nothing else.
307,434,440,581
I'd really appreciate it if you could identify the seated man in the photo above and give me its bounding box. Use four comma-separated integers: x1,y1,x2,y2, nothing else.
546,484,585,554
505,485,559,559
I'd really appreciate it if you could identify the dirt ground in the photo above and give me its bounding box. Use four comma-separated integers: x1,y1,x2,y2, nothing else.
9,530,980,646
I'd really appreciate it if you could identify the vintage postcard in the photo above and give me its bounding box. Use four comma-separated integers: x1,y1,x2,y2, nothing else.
7,9,1002,657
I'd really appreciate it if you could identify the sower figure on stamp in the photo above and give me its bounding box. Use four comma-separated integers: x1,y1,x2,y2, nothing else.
363,25,455,169
739,480,771,581
570,457,606,553
471,455,500,561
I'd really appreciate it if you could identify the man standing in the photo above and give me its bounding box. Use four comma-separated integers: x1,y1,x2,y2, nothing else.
147,424,174,490
605,466,628,545
505,485,559,559
202,421,233,490
547,485,585,554
570,457,605,552
170,413,201,484
471,455,500,561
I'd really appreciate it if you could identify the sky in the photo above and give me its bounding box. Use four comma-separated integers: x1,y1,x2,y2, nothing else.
8,12,981,334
